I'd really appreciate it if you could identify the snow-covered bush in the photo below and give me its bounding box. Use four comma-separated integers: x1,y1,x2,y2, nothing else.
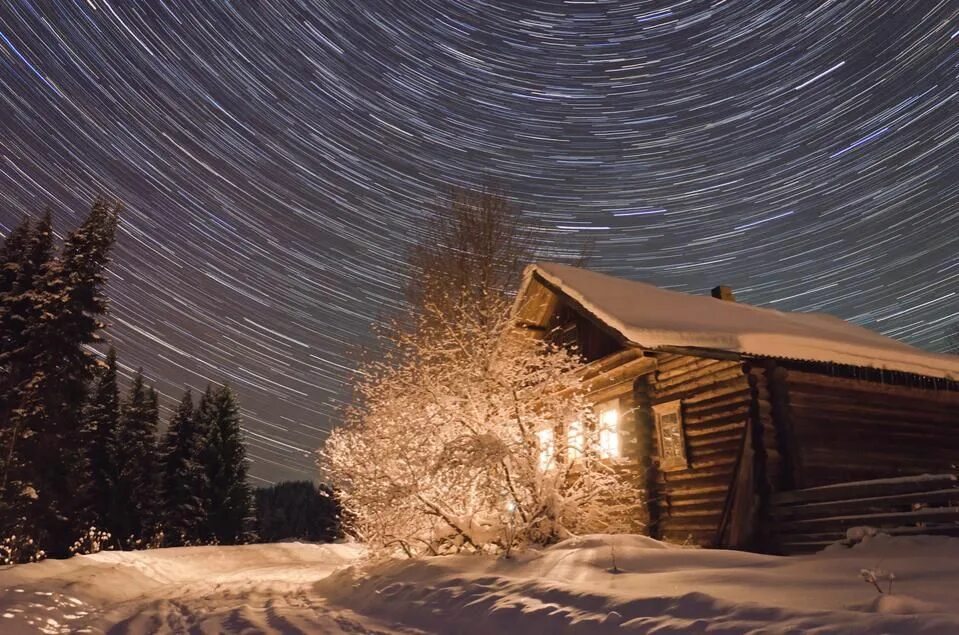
69,526,113,555
1,533,45,565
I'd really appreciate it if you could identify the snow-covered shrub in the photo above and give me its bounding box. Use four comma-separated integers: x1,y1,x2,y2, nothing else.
69,526,113,555
1,534,45,565
324,296,640,558
844,526,884,547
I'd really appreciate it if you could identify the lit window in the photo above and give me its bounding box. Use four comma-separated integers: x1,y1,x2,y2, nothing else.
536,428,555,471
567,420,584,460
653,400,687,471
597,400,620,459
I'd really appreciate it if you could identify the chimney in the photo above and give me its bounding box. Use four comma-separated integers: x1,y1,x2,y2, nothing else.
711,285,736,302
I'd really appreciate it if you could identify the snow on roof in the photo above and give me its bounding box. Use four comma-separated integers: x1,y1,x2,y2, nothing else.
520,262,959,380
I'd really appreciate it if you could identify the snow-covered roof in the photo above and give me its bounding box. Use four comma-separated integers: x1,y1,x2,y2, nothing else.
517,262,959,380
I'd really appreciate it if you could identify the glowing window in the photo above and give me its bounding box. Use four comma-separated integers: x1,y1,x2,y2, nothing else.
567,420,584,460
536,428,555,471
597,400,620,459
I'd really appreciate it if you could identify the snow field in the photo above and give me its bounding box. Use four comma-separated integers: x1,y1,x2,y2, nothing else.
3,533,959,633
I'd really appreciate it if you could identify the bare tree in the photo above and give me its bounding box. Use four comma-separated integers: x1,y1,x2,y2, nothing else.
405,186,537,334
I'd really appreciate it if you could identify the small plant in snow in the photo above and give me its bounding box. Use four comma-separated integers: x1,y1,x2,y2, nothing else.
861,567,895,594
607,538,622,574
1,534,45,565
69,526,113,555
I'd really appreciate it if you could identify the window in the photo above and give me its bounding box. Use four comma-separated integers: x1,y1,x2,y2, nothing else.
536,428,555,471
597,399,620,459
567,420,584,460
653,400,687,471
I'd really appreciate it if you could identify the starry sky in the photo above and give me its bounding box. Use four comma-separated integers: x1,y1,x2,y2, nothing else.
0,1,956,484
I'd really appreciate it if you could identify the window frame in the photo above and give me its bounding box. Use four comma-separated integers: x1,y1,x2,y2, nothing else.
653,399,688,471
596,398,621,459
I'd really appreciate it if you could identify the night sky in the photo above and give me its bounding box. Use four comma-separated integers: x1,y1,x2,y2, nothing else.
0,1,956,484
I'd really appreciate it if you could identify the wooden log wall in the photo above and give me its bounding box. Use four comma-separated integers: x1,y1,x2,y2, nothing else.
768,473,959,554
641,353,754,547
774,368,959,488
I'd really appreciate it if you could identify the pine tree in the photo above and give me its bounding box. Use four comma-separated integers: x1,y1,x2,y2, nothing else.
113,370,160,548
204,385,252,545
159,389,209,546
83,347,121,535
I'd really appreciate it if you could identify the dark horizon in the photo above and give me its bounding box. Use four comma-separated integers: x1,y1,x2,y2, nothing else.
0,1,955,484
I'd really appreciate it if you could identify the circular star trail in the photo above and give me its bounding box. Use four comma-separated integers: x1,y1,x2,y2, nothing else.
0,1,956,484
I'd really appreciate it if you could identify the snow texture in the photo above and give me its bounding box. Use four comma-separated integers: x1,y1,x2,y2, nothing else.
522,263,959,380
5,534,959,633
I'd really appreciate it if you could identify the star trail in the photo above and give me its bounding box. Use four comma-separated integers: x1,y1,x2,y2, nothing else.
0,1,956,484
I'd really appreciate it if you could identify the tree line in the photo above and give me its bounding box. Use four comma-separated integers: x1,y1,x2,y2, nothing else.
254,481,344,543
0,201,252,563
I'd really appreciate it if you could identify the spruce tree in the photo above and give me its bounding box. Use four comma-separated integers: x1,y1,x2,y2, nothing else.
114,370,160,548
0,216,33,296
83,347,121,535
159,389,209,546
0,216,36,554
0,216,35,469
193,385,216,542
204,385,252,544
0,212,58,558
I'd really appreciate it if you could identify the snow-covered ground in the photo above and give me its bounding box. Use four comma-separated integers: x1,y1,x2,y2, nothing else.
4,534,959,634
0,542,410,634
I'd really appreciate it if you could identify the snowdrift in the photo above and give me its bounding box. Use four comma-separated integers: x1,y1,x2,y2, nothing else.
319,533,959,634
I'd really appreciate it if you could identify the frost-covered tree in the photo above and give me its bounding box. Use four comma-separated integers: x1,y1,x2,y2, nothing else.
326,299,638,556
113,369,161,548
159,388,209,545
1,201,119,558
203,384,253,544
324,188,636,557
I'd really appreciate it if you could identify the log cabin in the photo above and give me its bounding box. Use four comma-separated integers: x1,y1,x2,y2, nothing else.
513,263,959,554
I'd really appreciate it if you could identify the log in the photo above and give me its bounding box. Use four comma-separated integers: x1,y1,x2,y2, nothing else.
783,370,959,404
683,422,744,439
683,405,751,427
682,384,752,406
772,474,958,506
653,368,748,400
655,360,739,391
781,506,959,531
788,394,959,425
772,488,959,521
656,357,727,381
